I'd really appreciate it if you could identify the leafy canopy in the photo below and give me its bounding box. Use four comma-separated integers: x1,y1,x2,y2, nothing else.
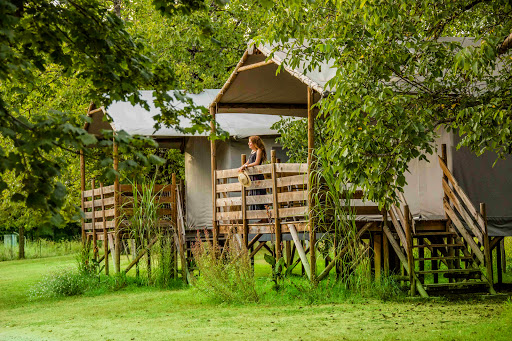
251,0,512,207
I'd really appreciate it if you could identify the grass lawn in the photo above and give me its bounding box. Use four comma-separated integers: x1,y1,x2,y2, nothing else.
1,255,512,340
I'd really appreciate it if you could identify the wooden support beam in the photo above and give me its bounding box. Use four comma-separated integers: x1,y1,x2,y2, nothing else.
91,179,98,261
481,203,496,294
307,86,316,282
124,236,159,273
497,239,503,285
241,154,248,248
404,205,415,296
289,224,311,280
285,240,292,267
210,106,218,247
317,222,373,281
237,60,273,72
271,150,282,260
113,137,120,273
211,50,249,106
217,103,308,110
80,150,86,244
374,233,382,283
248,233,263,249
250,241,267,258
100,182,108,275
382,211,389,276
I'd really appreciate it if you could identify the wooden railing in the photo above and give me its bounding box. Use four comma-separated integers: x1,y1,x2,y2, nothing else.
82,183,176,238
214,163,309,226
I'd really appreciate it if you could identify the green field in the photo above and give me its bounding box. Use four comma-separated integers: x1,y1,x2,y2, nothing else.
1,254,512,341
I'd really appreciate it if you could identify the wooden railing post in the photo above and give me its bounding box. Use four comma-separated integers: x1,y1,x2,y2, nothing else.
271,150,281,260
382,210,389,276
100,182,109,275
404,205,415,296
80,150,86,245
241,154,248,248
210,105,218,248
91,179,98,261
113,138,120,273
307,86,316,283
481,203,495,288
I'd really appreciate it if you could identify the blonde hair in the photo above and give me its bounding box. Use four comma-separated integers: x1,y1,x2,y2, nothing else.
249,136,267,163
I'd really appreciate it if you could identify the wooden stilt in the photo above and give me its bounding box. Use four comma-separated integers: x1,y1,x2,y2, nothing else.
91,179,98,261
241,154,248,248
481,203,497,294
210,106,218,248
383,211,389,276
307,86,316,283
374,233,382,283
418,237,424,283
497,239,503,285
80,150,86,245
100,183,109,275
501,238,506,274
404,205,416,296
285,241,292,267
113,138,120,273
271,150,282,260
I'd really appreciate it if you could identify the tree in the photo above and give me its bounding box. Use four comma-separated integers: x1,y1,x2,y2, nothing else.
0,0,221,221
247,0,512,207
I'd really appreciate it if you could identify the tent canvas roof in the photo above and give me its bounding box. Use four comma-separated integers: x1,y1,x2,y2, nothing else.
86,89,290,138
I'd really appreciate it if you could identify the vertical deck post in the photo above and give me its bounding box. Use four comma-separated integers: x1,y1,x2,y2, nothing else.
307,86,316,282
100,182,109,275
271,150,282,260
91,179,98,261
374,233,382,283
404,205,415,296
441,144,455,279
481,203,495,289
80,150,86,245
497,239,503,285
113,137,120,273
382,210,389,276
241,154,248,248
210,106,218,248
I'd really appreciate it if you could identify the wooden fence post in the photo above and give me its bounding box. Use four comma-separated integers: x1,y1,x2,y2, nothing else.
271,150,282,260
404,205,415,296
100,182,109,275
91,178,98,261
113,138,120,273
307,86,316,283
481,203,494,286
80,149,86,245
241,154,248,248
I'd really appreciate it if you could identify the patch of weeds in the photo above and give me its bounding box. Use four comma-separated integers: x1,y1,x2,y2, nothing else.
192,230,258,304
29,268,95,299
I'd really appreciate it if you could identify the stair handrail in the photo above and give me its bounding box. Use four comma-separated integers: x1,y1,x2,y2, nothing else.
438,156,485,245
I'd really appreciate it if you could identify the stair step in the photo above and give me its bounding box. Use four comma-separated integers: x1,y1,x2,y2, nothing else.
417,268,481,274
414,243,465,248
414,231,457,237
423,281,488,290
415,256,473,261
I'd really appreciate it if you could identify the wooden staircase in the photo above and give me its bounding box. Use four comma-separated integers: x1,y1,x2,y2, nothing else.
383,151,496,296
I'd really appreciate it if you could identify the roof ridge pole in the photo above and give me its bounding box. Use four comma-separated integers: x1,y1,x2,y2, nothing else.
210,105,219,249
307,86,316,284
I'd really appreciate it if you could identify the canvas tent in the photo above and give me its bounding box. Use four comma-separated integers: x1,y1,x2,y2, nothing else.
209,41,512,236
86,89,289,229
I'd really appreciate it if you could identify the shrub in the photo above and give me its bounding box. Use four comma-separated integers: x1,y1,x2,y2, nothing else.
29,268,95,299
191,231,258,303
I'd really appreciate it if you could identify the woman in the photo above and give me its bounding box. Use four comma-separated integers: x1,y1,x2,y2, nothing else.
238,136,267,211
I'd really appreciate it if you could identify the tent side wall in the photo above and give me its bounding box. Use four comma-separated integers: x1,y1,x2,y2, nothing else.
452,135,512,236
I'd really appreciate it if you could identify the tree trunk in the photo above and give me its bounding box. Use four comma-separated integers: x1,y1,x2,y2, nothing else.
113,0,121,17
18,226,25,259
